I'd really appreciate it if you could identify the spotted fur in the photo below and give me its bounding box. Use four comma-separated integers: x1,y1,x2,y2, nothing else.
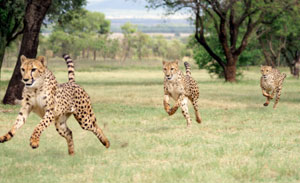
260,65,286,109
0,55,110,155
163,60,201,126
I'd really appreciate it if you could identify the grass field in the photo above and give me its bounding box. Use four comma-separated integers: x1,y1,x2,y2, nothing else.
0,58,300,183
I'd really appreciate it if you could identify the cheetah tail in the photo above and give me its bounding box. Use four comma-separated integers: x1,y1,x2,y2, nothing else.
184,62,191,76
62,54,75,83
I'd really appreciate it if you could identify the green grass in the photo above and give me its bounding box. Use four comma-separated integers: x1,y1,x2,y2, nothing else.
0,59,300,183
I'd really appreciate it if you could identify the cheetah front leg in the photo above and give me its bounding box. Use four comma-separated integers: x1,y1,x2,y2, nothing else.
163,95,180,116
0,105,31,143
262,89,271,106
180,96,192,127
30,110,55,149
163,94,171,114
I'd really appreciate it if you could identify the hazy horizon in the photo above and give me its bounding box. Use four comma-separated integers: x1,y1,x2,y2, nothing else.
85,0,190,19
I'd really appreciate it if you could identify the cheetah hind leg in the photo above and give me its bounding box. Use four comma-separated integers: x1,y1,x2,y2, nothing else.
180,97,192,127
55,114,74,155
273,87,283,109
191,98,201,123
73,109,110,148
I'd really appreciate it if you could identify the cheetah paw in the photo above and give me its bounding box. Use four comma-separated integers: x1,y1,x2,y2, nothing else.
0,136,7,143
167,109,176,116
263,103,269,106
196,118,202,124
102,140,110,148
30,138,40,149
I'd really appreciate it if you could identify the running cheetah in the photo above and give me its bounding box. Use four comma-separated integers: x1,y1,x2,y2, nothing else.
0,54,110,155
163,60,201,126
260,65,286,109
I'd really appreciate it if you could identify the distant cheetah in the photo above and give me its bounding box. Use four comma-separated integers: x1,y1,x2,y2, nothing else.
0,55,110,155
260,65,286,109
163,60,201,126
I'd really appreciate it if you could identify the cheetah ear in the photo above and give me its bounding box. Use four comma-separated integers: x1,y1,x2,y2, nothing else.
20,55,27,64
174,60,179,65
37,56,47,66
162,60,166,65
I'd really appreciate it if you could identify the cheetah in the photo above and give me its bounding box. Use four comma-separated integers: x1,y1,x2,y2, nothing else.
163,60,201,126
260,65,286,109
0,54,110,155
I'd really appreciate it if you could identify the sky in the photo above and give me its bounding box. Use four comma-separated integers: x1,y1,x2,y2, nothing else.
85,0,189,19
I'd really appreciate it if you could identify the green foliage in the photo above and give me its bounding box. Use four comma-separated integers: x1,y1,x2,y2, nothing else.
49,10,111,58
0,0,25,39
47,0,87,23
54,10,110,34
133,32,151,59
188,34,225,78
257,3,300,67
121,22,138,35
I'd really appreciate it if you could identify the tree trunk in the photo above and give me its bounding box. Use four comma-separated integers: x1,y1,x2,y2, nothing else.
224,56,237,83
82,49,85,58
86,47,89,58
224,66,236,82
93,50,96,61
2,0,52,105
259,38,275,67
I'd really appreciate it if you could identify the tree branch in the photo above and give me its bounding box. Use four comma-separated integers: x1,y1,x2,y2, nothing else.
194,5,226,69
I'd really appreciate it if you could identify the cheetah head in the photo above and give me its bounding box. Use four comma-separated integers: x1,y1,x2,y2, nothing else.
260,65,272,79
163,60,179,81
20,55,47,88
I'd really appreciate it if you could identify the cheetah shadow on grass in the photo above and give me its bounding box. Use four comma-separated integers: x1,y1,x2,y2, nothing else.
146,126,171,133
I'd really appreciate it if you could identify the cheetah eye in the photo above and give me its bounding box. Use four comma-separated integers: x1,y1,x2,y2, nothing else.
21,68,25,72
32,68,37,72
171,68,174,71
163,68,167,71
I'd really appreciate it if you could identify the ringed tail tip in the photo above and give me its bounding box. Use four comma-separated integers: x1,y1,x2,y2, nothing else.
63,54,70,59
184,62,190,68
184,62,191,75
62,54,75,82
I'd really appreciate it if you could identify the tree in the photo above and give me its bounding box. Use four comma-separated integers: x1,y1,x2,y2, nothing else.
257,3,300,75
105,38,120,59
51,10,110,59
134,32,150,60
146,0,297,82
2,0,86,104
121,22,137,62
151,35,168,58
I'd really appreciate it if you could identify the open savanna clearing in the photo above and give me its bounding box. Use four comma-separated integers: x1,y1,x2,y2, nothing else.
0,59,300,183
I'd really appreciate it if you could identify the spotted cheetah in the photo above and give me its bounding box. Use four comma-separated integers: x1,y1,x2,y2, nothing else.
0,54,110,155
260,65,286,109
163,60,201,126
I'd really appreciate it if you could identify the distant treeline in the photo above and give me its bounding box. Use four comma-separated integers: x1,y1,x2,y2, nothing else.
109,18,194,33
111,24,194,34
